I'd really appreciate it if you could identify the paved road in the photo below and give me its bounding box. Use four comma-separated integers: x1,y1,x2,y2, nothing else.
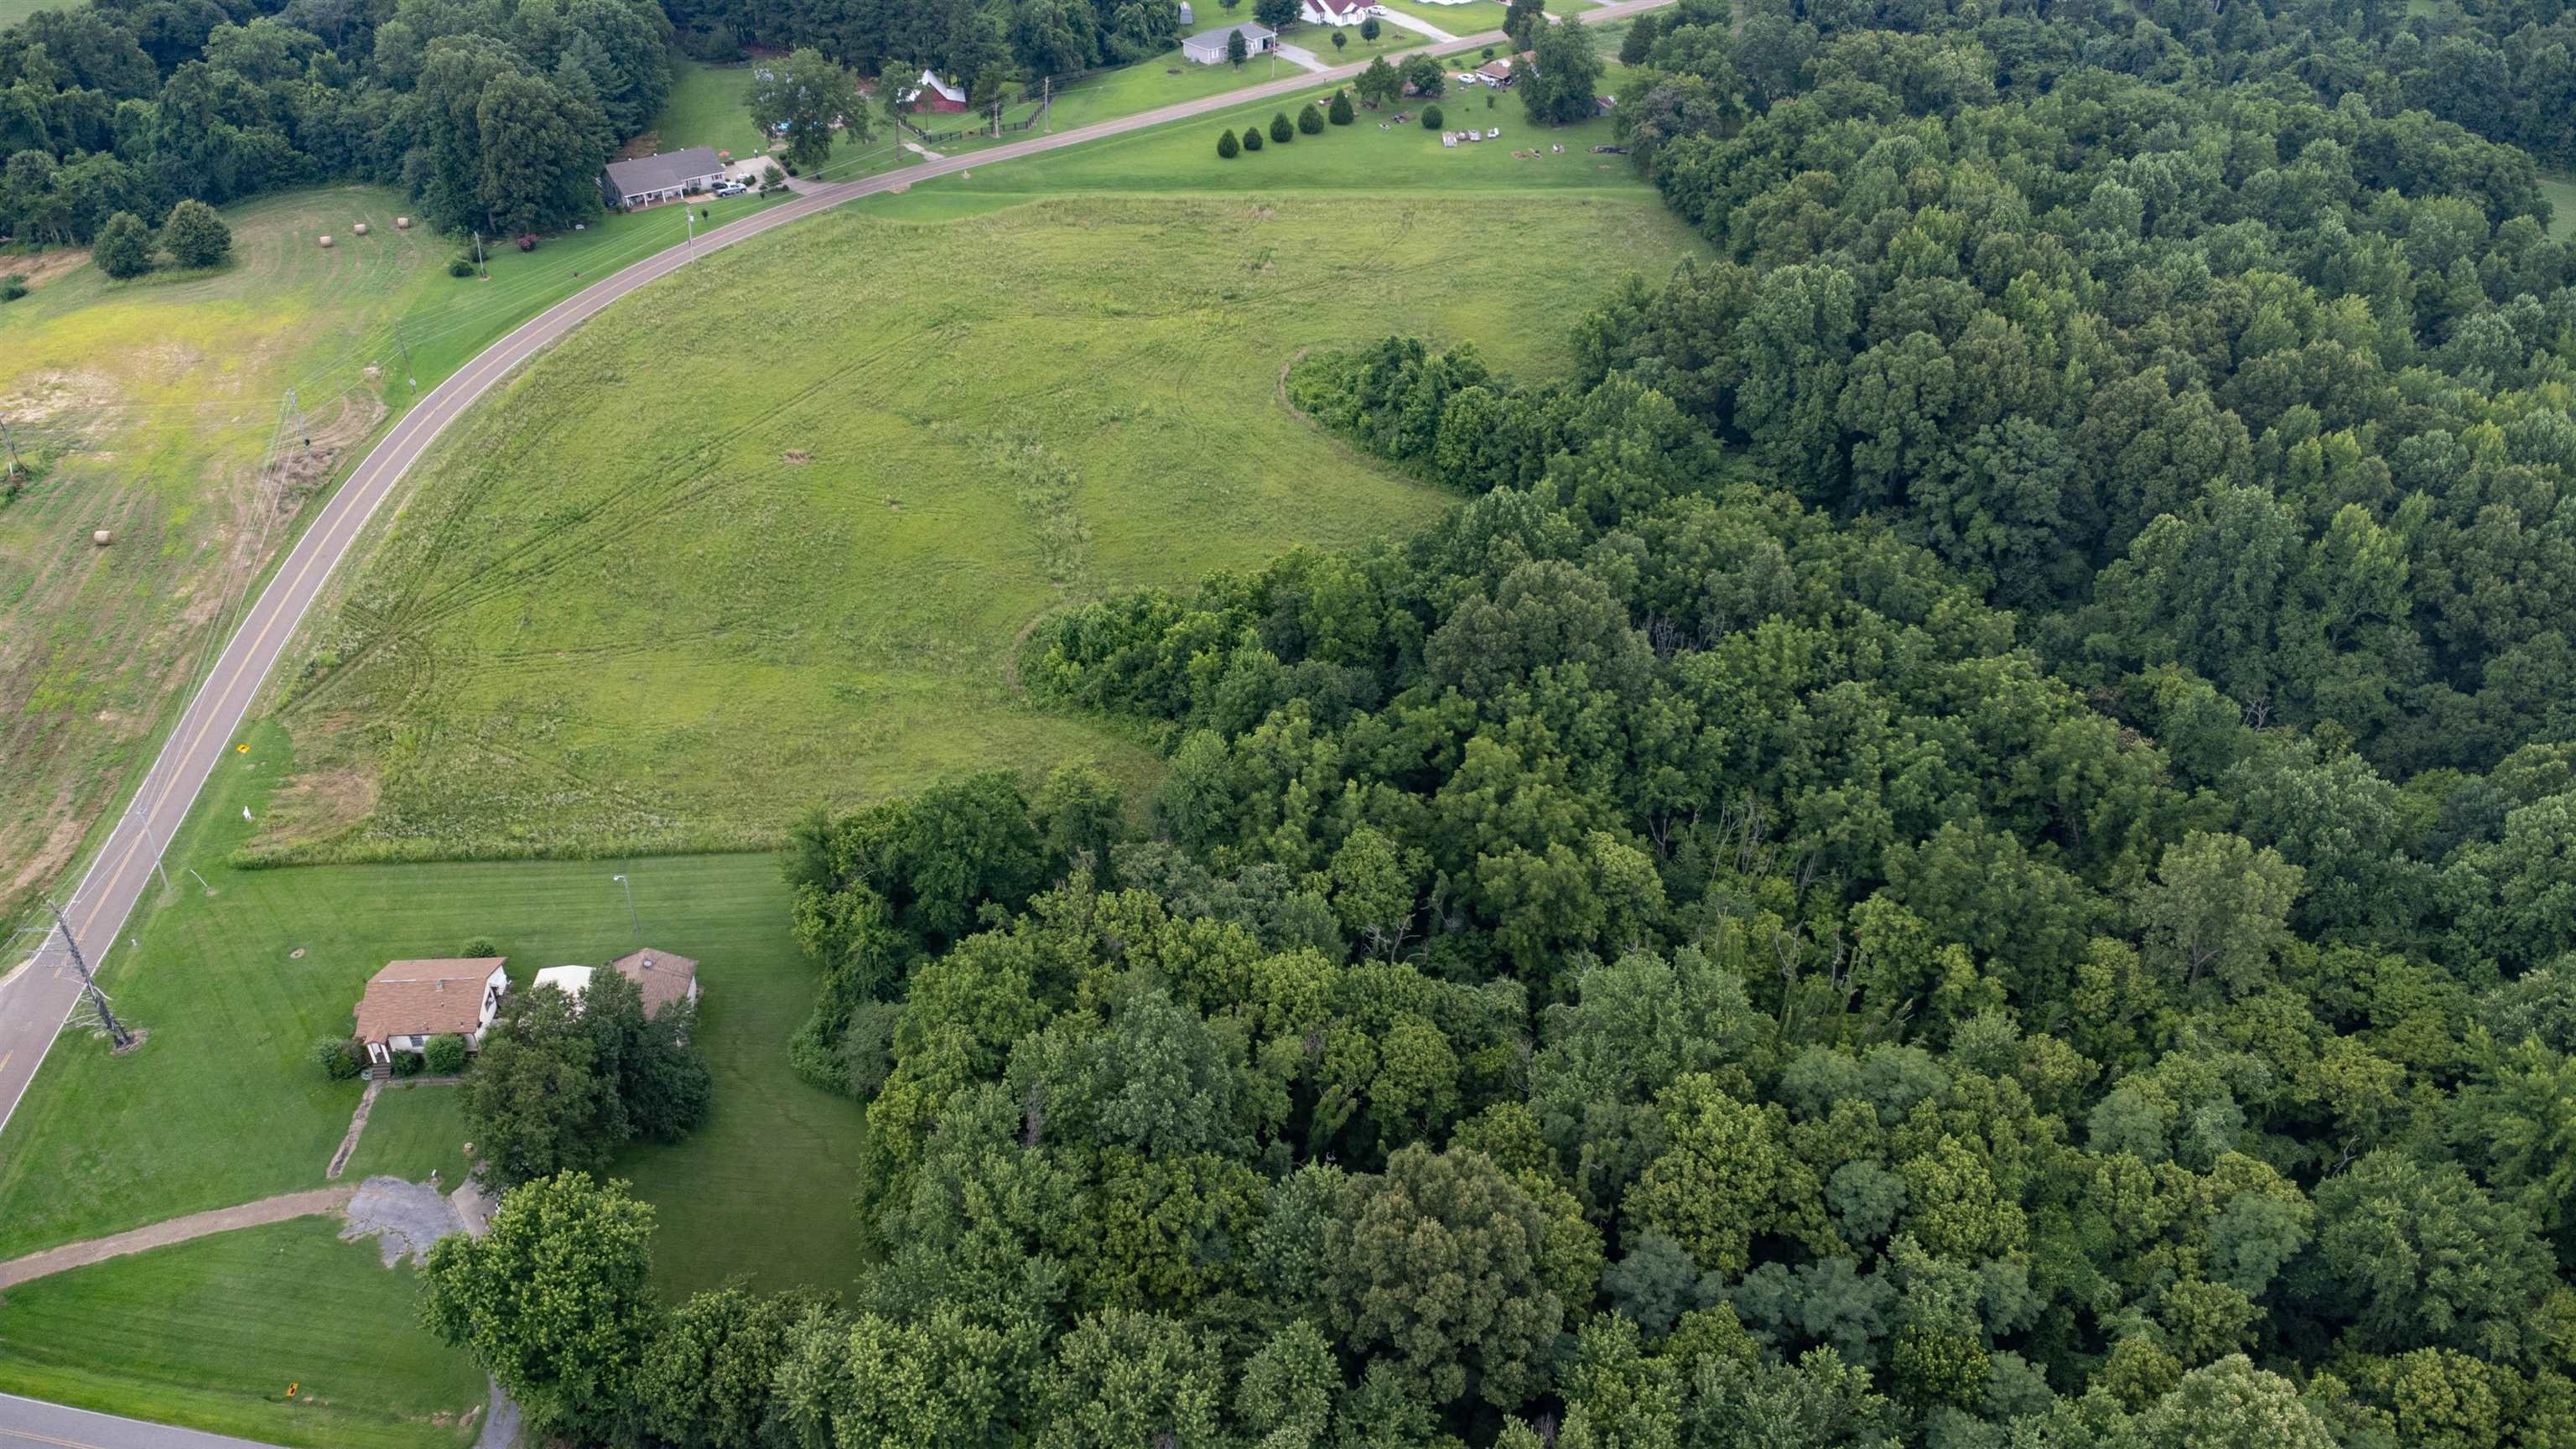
0,1396,283,1449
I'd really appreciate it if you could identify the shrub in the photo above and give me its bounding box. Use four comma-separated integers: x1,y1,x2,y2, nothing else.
93,211,153,279
313,1036,363,1081
1218,127,1240,158
160,199,231,268
760,163,787,193
449,256,477,278
460,937,501,957
1270,111,1293,143
0,273,26,303
1332,29,1347,50
391,1049,427,1078
1329,90,1355,124
1297,102,1324,134
1421,103,1444,128
1241,123,1263,150
424,1033,469,1075
1360,14,1379,38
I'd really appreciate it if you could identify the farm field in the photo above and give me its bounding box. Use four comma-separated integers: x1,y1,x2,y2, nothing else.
0,1217,486,1449
2544,168,2576,241
0,724,871,1301
255,165,1691,862
636,57,771,161
0,183,786,927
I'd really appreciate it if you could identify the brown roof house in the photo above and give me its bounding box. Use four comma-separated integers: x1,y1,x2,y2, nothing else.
609,948,701,1018
354,957,508,1066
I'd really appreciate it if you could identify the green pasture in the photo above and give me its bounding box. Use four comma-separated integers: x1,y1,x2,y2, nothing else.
0,0,63,26
0,724,870,1299
0,1218,486,1449
0,182,787,927
2542,169,2576,242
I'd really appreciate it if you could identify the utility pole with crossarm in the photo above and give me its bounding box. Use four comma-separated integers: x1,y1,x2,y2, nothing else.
43,900,133,1050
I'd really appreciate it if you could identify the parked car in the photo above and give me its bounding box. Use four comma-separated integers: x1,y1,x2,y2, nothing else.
714,182,749,197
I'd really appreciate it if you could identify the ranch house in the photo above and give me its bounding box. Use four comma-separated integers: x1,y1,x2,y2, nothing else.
600,147,726,210
1302,0,1368,25
353,957,508,1065
1182,21,1277,62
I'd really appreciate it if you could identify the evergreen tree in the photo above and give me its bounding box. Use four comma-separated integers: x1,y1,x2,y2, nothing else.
1269,110,1293,142
1297,101,1323,133
1328,88,1354,123
1217,127,1239,157
1240,120,1263,149
1226,25,1249,63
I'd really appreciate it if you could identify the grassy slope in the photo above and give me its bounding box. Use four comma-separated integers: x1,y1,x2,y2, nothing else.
0,722,870,1300
262,138,1690,859
0,184,788,927
0,1218,486,1449
2542,169,2576,242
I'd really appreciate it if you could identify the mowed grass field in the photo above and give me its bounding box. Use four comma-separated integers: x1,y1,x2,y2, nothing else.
259,143,1693,860
637,58,772,161
0,183,789,927
2543,169,2576,242
0,722,871,1303
0,1218,486,1449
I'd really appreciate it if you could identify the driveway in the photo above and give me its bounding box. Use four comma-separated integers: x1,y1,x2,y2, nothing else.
1368,7,1460,41
1275,41,1332,70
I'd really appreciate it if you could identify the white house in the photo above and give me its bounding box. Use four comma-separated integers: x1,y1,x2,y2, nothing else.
1302,0,1368,25
600,147,726,209
1182,21,1277,62
532,963,595,999
354,957,508,1064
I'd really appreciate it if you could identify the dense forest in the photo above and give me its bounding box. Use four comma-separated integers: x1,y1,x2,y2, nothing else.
418,3,2576,1445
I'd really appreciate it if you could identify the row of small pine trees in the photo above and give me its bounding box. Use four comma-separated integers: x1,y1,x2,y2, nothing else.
1215,89,1358,157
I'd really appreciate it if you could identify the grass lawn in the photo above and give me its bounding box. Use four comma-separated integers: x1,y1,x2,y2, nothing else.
343,1082,471,1187
0,0,62,25
636,57,772,162
1370,0,1512,36
0,722,871,1301
1263,20,1427,66
0,1218,486,1449
2542,169,2576,242
0,182,788,928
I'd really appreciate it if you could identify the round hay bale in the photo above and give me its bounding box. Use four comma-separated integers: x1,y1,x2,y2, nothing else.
353,222,369,236
396,216,412,229
91,528,113,547
318,235,334,248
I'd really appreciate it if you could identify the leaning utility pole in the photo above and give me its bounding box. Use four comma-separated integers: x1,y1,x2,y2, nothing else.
44,899,133,1050
0,413,22,483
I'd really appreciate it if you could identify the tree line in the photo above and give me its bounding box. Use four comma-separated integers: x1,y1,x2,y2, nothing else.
0,0,673,246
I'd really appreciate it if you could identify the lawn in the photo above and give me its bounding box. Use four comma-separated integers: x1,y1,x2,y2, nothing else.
343,1082,471,1187
0,722,872,1302
0,0,63,26
2543,169,2576,242
1370,0,1513,36
0,1218,487,1449
636,57,772,162
0,182,787,928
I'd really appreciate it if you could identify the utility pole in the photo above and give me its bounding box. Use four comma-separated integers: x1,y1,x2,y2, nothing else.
1043,74,1051,133
0,413,22,485
684,205,695,257
44,900,133,1051
473,231,487,278
395,319,416,392
283,388,309,450
611,874,641,948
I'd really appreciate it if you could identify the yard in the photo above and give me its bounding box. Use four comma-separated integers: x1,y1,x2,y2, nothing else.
1369,0,1513,35
0,721,872,1301
0,1218,487,1449
635,58,772,162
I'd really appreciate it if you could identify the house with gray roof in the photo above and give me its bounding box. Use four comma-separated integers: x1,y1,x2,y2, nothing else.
1181,21,1276,63
601,147,726,210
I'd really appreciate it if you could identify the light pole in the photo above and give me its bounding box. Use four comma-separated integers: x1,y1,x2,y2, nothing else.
611,874,641,948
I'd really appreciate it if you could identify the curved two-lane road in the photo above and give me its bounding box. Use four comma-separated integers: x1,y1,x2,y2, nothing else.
0,0,1670,1148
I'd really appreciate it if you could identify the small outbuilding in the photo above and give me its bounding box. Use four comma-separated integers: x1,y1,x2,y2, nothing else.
1182,21,1278,62
600,146,726,210
354,957,508,1065
906,69,969,112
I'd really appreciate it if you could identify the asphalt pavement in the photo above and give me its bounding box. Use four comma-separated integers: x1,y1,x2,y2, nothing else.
0,1395,285,1449
0,6,1669,1441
